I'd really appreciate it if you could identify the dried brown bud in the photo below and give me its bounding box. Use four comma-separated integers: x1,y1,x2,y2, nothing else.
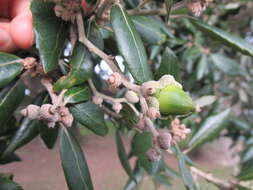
107,72,122,88
140,81,161,96
157,132,172,150
22,57,37,70
92,96,103,106
20,105,40,120
112,102,122,114
146,147,161,162
146,107,161,120
125,90,139,104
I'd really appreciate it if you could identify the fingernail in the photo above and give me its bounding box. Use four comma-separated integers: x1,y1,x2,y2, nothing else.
0,29,10,46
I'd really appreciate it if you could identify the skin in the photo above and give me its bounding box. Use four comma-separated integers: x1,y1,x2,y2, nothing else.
0,0,89,53
0,0,33,52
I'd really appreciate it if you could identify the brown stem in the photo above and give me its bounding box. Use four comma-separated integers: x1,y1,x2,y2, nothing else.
76,13,121,73
190,167,236,190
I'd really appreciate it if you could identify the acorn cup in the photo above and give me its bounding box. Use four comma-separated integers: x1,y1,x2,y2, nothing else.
154,84,196,115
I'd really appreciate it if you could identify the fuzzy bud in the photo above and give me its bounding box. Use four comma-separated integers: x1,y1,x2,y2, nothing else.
146,107,161,120
92,96,103,106
187,0,212,17
171,119,191,141
61,114,74,127
146,97,159,109
39,104,59,122
146,147,161,162
157,132,172,150
107,72,122,88
125,90,139,104
20,105,40,120
22,57,37,70
141,81,161,96
158,75,182,89
113,102,122,114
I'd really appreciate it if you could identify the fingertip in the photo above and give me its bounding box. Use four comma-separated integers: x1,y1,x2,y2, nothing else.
10,11,34,49
0,22,18,53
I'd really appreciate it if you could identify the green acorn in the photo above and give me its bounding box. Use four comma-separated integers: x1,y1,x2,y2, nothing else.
155,85,196,115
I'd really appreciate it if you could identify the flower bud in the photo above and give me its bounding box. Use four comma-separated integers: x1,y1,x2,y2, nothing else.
92,96,103,106
157,132,172,150
112,102,122,114
146,147,161,162
107,72,122,88
146,107,161,120
146,97,159,109
39,104,59,122
140,81,161,96
125,90,139,103
61,114,74,127
20,105,40,120
158,75,182,89
155,85,196,115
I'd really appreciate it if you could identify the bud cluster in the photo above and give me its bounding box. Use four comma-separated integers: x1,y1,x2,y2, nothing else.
21,78,74,128
187,0,213,16
21,103,73,128
171,119,191,141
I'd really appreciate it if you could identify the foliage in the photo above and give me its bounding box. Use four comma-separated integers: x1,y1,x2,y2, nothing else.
0,0,253,189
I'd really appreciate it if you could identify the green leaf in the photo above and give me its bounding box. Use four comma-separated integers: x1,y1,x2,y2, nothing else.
40,124,59,149
123,163,145,190
139,156,164,176
153,174,171,187
190,19,253,56
70,101,108,136
60,127,94,190
132,132,153,158
31,1,69,73
0,53,23,88
236,184,251,190
0,80,25,129
194,95,216,108
54,43,93,90
242,146,253,163
64,86,91,104
189,109,230,150
2,119,40,158
0,140,21,165
156,47,181,81
131,16,167,45
0,176,23,190
196,54,208,80
174,146,197,190
87,21,104,51
239,160,253,181
110,4,153,84
210,54,242,76
115,130,135,182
